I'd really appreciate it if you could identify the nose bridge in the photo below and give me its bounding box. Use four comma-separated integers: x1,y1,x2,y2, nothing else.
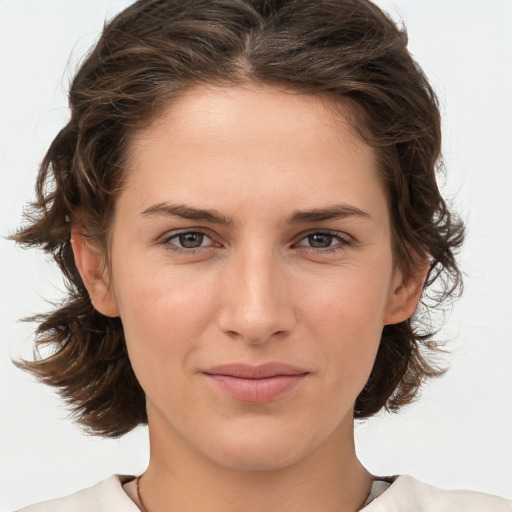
218,241,294,343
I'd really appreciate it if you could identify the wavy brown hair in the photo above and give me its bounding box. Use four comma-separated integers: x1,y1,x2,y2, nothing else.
13,0,464,437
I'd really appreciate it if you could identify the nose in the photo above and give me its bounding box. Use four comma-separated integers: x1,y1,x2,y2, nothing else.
217,245,296,344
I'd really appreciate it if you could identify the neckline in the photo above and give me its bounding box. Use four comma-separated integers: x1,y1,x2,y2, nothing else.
359,477,396,509
122,474,399,512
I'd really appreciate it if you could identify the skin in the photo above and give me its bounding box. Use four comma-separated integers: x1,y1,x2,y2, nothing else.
73,84,425,512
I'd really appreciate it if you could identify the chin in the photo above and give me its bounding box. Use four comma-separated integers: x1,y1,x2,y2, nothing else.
213,445,305,472
201,423,321,472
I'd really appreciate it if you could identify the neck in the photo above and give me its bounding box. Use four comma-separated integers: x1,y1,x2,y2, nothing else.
140,407,372,512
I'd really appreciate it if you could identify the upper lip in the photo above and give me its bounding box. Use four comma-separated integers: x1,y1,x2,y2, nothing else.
203,363,309,379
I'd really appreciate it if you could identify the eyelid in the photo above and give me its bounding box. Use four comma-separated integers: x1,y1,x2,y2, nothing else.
294,229,352,245
159,228,219,250
291,230,355,256
157,227,353,254
161,227,212,240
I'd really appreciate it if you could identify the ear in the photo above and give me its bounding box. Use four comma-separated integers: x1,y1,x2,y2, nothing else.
384,257,430,325
71,229,120,317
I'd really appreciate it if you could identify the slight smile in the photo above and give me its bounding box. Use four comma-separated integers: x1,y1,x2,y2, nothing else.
203,363,310,403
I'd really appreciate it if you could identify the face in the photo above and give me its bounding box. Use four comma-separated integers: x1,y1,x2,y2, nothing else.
78,84,418,471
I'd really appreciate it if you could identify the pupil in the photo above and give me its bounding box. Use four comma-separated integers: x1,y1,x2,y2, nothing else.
179,232,204,248
309,233,333,248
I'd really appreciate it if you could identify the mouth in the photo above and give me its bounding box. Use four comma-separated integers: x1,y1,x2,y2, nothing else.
203,363,309,403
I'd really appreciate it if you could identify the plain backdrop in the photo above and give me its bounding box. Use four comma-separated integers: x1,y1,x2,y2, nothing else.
1,1,511,509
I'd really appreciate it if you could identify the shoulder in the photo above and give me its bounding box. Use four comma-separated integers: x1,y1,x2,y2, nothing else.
17,475,140,512
364,475,512,512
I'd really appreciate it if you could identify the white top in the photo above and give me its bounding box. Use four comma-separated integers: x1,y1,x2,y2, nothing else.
17,474,512,511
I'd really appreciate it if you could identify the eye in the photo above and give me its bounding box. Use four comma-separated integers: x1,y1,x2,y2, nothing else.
162,230,215,251
296,231,350,251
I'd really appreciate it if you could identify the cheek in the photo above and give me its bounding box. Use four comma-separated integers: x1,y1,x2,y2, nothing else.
297,263,393,335
294,264,393,384
112,265,219,376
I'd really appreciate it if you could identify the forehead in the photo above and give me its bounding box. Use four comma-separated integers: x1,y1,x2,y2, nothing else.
120,84,387,227
128,83,367,164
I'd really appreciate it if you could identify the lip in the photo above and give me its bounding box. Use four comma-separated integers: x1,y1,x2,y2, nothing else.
203,363,309,403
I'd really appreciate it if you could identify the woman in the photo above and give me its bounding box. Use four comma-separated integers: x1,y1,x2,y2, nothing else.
8,0,511,510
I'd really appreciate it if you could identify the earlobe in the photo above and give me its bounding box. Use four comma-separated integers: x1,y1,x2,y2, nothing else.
384,259,429,325
71,230,120,317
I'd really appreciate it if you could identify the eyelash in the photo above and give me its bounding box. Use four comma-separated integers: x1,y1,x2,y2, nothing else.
160,230,217,255
160,229,352,255
296,231,352,254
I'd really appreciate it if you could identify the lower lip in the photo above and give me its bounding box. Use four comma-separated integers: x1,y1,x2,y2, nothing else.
204,374,307,403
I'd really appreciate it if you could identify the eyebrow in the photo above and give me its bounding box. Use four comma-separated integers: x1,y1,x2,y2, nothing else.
286,204,371,224
140,203,234,225
139,202,370,225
